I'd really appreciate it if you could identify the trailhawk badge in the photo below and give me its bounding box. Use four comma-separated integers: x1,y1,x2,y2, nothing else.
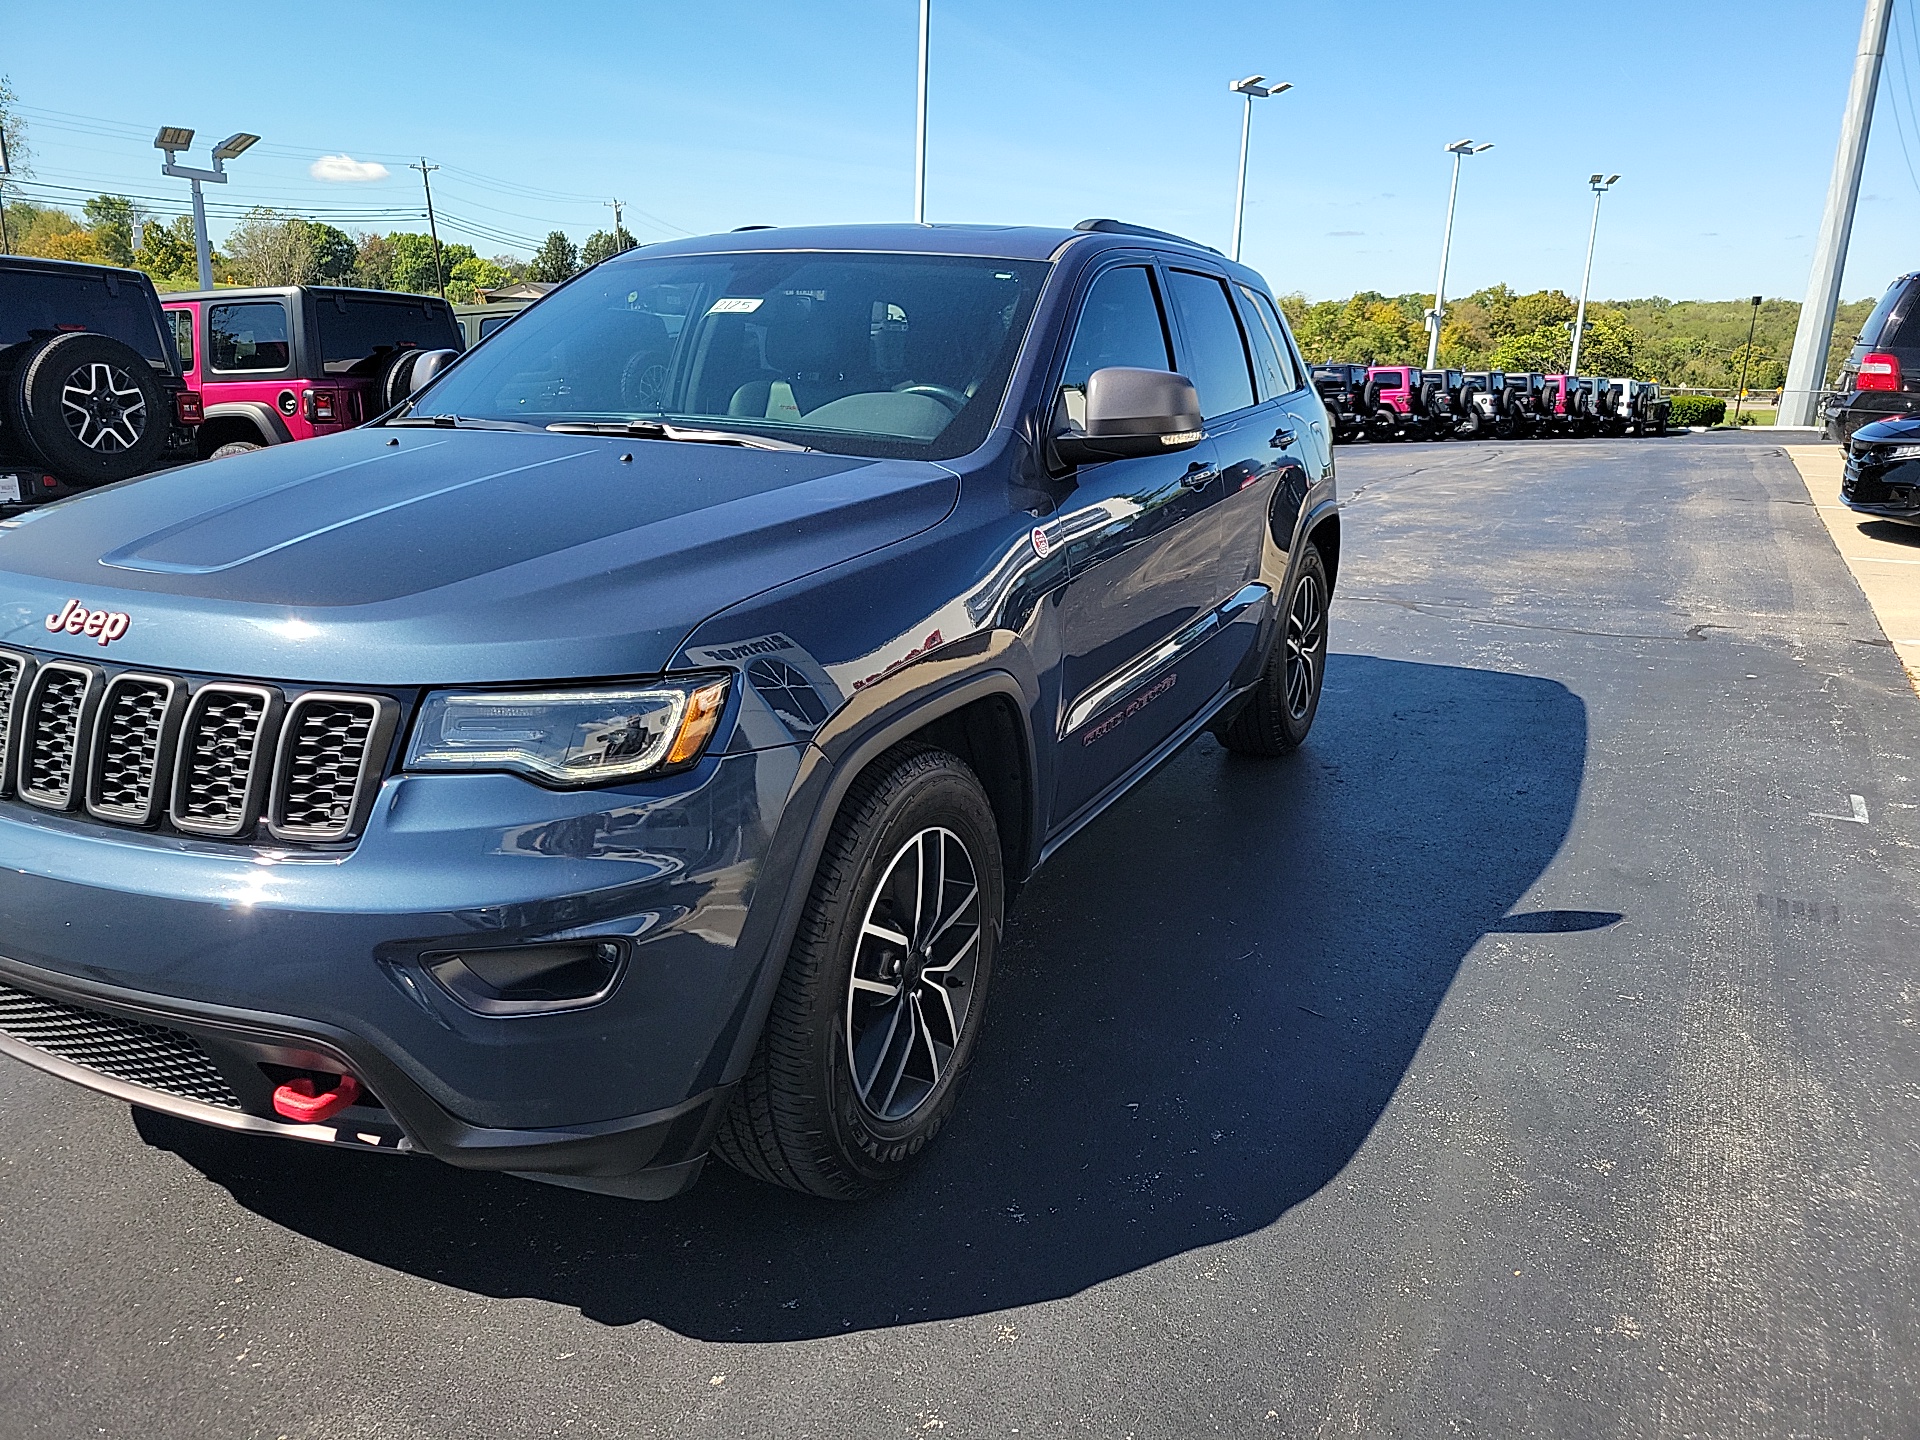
45,599,131,646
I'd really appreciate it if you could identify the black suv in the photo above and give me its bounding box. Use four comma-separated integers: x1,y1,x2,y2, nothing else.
1311,362,1369,442
0,221,1338,1201
0,256,199,505
1825,271,1920,442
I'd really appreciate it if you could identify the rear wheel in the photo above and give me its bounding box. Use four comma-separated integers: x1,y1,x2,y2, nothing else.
4,332,168,486
713,744,1003,1198
1216,545,1330,756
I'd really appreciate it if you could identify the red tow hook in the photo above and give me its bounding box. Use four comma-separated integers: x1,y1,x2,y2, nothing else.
272,1073,362,1124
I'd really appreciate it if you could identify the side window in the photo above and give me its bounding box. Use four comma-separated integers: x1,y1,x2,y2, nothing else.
1234,286,1292,399
1241,286,1302,395
1058,265,1172,429
169,310,194,370
208,302,290,372
478,314,512,339
1166,270,1255,418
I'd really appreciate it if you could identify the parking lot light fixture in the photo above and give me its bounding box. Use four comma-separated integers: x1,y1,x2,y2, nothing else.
1426,138,1493,369
1568,173,1620,377
158,124,257,290
1229,76,1291,263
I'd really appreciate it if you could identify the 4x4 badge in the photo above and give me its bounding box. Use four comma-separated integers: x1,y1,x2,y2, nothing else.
45,598,131,646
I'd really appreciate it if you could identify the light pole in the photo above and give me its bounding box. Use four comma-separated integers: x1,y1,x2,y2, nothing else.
1568,172,1620,376
1780,0,1892,427
1229,75,1291,263
156,127,259,290
914,0,930,224
1733,294,1763,424
1426,138,1493,370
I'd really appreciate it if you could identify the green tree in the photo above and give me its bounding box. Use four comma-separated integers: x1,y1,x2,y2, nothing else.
529,230,578,283
353,231,395,290
1574,311,1638,377
83,194,146,267
0,74,30,250
135,215,200,289
1490,323,1570,375
446,254,512,304
580,225,637,268
224,207,315,285
306,221,358,284
388,232,475,295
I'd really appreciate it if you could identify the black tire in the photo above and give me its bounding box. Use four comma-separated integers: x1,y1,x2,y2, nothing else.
4,332,168,486
209,441,261,459
1216,545,1330,756
713,743,1004,1198
377,349,421,412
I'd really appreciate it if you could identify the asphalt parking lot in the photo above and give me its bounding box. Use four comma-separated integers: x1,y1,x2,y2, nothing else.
3,431,1916,1439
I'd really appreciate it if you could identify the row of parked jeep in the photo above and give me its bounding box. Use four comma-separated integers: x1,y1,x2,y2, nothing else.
1310,364,1672,444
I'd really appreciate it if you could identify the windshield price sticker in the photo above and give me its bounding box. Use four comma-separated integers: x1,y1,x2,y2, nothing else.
708,297,764,314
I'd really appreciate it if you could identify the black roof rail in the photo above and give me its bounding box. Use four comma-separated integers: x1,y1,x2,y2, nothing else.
731,224,775,232
1073,218,1222,255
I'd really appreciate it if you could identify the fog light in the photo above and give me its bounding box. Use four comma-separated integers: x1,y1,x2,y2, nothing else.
424,940,624,1015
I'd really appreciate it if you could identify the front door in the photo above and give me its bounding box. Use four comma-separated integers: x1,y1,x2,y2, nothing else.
1048,260,1231,829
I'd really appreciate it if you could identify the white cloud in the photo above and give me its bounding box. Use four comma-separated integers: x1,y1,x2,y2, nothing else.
310,154,390,183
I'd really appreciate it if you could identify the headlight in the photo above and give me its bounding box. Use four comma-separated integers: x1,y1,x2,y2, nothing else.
1885,444,1920,461
405,676,730,786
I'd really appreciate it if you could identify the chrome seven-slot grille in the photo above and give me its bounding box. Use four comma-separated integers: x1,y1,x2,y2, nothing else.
0,649,397,845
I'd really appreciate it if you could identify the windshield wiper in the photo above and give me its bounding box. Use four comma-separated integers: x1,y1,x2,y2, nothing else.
385,414,542,431
543,419,808,451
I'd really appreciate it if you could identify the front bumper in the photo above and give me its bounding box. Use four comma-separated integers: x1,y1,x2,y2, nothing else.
0,743,804,1195
1842,456,1920,523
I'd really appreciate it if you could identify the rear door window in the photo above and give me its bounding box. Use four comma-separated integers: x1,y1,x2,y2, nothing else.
1165,269,1256,418
209,302,291,372
314,295,462,374
1236,284,1301,398
0,269,172,369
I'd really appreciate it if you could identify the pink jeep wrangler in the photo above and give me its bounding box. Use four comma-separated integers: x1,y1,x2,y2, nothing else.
162,286,462,458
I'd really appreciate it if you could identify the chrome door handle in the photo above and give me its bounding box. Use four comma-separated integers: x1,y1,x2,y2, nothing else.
1270,428,1296,448
1180,463,1218,489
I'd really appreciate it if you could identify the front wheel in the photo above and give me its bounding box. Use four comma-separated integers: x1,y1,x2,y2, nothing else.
1216,545,1330,756
714,744,1004,1198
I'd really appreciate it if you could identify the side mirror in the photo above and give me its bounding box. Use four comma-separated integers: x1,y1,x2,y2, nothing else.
406,348,461,396
1054,366,1204,465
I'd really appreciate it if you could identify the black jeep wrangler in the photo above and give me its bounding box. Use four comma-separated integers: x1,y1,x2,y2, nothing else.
0,256,199,506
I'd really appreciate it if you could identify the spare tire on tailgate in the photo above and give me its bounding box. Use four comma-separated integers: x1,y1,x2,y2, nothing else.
4,331,168,486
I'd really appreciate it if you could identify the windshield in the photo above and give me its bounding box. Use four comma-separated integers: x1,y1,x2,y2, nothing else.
407,251,1048,460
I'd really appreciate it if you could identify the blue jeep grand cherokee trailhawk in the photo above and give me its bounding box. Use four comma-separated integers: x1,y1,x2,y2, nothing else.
0,221,1339,1200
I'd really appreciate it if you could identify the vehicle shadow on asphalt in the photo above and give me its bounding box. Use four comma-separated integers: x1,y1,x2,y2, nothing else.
136,653,1589,1341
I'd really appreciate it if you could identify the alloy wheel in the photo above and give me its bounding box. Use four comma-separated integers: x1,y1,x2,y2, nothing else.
60,362,149,452
1284,570,1326,720
845,825,982,1123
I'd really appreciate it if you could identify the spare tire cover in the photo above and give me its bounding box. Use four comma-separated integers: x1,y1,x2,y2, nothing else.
5,331,168,486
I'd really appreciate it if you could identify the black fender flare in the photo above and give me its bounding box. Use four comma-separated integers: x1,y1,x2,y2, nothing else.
201,402,293,446
706,661,1039,1091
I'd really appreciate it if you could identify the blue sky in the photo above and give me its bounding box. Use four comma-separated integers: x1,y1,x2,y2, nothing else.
6,0,1920,303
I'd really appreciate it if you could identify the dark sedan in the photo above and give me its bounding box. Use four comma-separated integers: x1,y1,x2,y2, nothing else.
1842,415,1920,526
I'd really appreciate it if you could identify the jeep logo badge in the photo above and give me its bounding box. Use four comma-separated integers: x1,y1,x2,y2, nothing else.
45,599,131,646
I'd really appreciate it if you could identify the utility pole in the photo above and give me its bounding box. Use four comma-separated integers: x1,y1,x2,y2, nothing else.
1427,139,1492,369
914,0,930,224
1734,295,1763,424
1779,0,1893,428
605,198,626,248
1569,173,1620,376
410,159,446,299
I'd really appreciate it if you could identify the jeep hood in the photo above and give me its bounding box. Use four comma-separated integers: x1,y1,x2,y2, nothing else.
0,429,958,684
